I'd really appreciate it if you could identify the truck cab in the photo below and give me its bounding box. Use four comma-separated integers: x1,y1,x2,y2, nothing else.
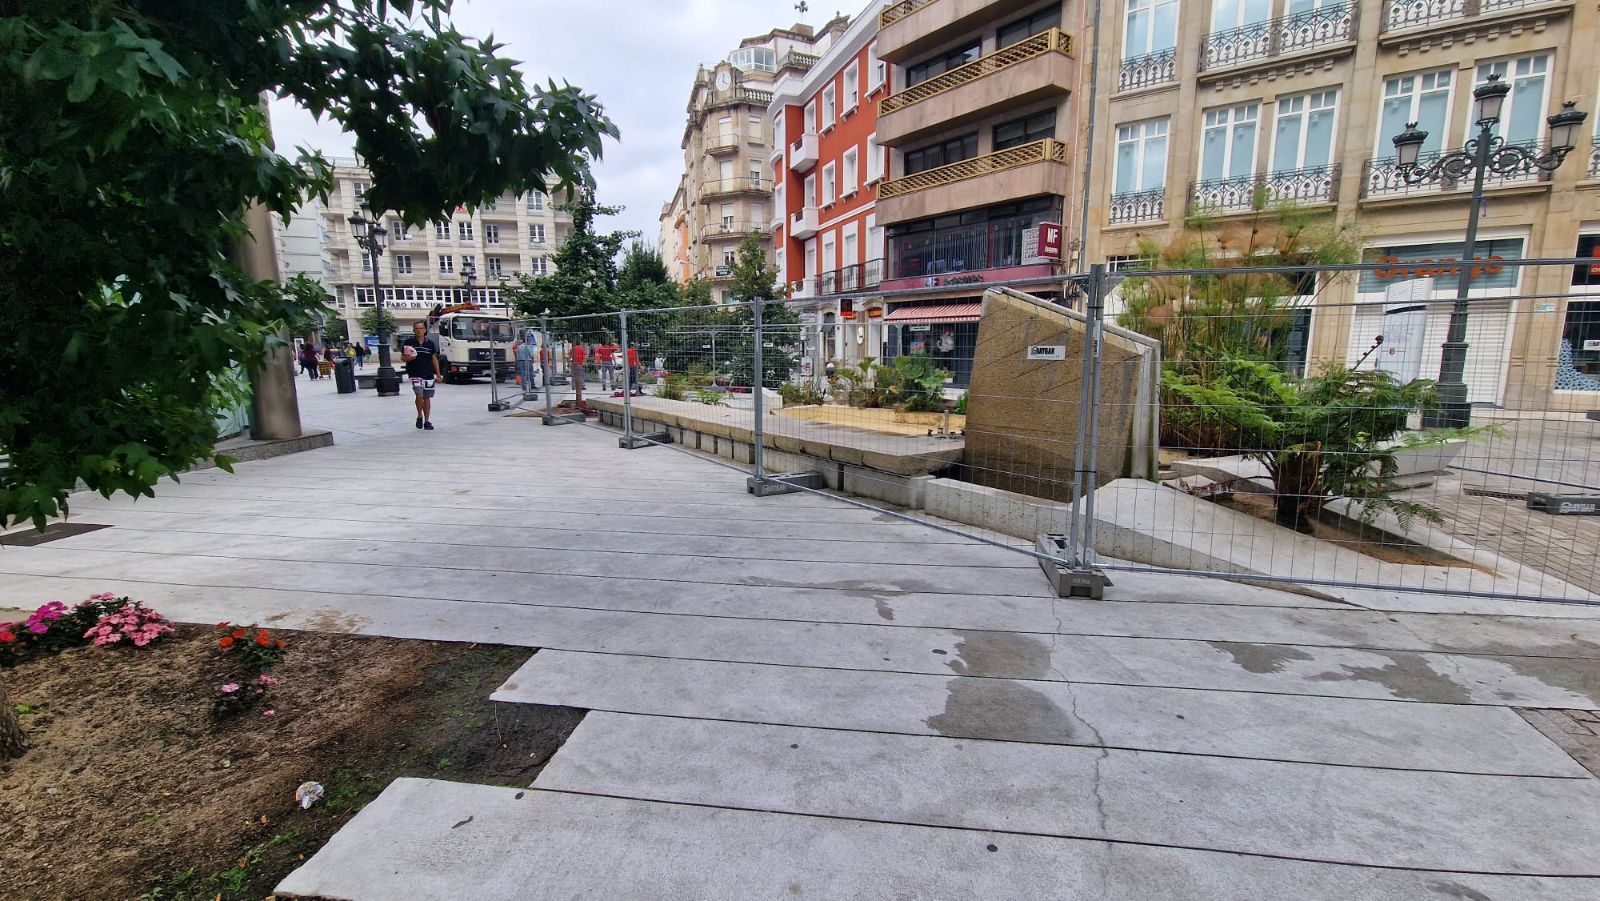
435,312,514,383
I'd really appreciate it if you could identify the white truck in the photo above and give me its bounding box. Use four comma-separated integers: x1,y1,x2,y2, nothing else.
435,312,515,383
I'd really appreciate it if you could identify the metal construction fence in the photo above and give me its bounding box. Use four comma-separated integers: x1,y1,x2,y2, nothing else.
486,257,1600,605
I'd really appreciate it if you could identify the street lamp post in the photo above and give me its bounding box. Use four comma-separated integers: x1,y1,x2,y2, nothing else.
1391,74,1588,428
348,210,400,396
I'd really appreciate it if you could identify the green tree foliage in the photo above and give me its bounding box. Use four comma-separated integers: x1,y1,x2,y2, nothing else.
506,191,633,333
721,233,798,389
0,0,617,529
359,308,397,341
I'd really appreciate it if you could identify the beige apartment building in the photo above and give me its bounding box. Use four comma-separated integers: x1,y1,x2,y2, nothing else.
662,19,848,300
323,161,572,340
1080,0,1600,411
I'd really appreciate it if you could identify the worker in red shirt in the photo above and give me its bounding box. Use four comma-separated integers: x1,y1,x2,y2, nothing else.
570,342,588,403
596,341,619,391
626,346,642,396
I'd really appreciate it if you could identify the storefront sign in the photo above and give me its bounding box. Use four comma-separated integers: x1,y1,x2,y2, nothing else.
1372,256,1504,281
866,307,884,319
909,324,932,333
1359,239,1523,293
1585,340,1600,352
922,273,986,287
1027,344,1067,361
1375,278,1431,383
1021,223,1064,264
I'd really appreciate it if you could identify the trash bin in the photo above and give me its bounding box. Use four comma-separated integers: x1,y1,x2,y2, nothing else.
333,356,356,394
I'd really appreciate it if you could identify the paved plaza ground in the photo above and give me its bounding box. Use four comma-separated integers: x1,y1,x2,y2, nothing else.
4,375,1600,898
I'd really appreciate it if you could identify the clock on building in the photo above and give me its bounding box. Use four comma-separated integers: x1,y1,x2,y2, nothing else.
715,69,732,91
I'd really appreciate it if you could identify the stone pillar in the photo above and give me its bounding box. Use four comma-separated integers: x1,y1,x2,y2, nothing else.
235,202,303,440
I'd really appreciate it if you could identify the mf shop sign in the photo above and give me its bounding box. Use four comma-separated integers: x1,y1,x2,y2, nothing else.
1027,344,1067,361
1021,223,1064,264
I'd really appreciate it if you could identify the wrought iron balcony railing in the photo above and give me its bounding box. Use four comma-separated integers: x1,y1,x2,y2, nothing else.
1189,164,1340,214
879,29,1074,116
878,139,1068,200
818,259,885,295
1381,0,1536,33
700,177,771,200
880,0,937,27
1588,138,1600,180
1200,2,1356,73
1108,189,1167,224
1361,142,1551,199
1118,48,1177,93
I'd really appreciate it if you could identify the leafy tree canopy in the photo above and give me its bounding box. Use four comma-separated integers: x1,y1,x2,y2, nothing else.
506,191,635,333
0,0,616,528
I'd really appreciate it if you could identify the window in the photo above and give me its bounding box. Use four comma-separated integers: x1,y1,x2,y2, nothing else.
905,133,978,174
1211,0,1270,31
360,253,372,273
434,221,449,241
822,234,837,273
723,249,737,267
390,218,409,241
866,133,882,182
486,257,503,277
822,84,836,128
395,254,413,275
529,223,546,244
1272,90,1338,172
998,7,1062,47
906,42,980,87
484,223,500,244
1476,54,1551,144
352,182,368,202
994,110,1057,150
482,199,497,212
749,160,764,187
1124,0,1179,59
729,47,776,72
457,220,474,241
1114,119,1169,193
842,147,859,194
530,257,548,276
804,173,817,207
462,255,477,277
439,254,454,276
822,161,837,205
843,61,860,113
1200,103,1259,180
869,43,885,93
842,223,858,268
526,191,544,211
867,215,884,262
804,99,818,134
721,203,735,231
1378,69,1452,157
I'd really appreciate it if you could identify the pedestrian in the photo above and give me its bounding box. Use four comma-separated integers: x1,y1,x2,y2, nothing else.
298,343,319,379
626,345,642,396
401,320,442,430
597,339,618,391
571,342,588,404
353,341,368,369
514,331,539,395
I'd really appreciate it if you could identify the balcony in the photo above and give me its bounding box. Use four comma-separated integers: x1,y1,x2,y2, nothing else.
876,0,1039,64
791,206,820,239
1188,165,1340,215
1108,188,1166,225
877,29,1074,147
1199,2,1356,75
818,259,884,295
1380,0,1562,33
1589,138,1600,180
790,133,819,172
700,177,771,202
704,221,765,241
876,138,1068,224
706,134,741,156
1118,48,1177,93
778,50,819,73
1361,144,1549,200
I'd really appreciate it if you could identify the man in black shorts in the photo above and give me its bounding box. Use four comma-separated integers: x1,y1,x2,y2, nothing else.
401,320,443,430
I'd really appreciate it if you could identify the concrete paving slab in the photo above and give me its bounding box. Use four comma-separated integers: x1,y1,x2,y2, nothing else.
539,712,1600,873
493,651,1585,776
6,545,1596,708
275,779,1600,901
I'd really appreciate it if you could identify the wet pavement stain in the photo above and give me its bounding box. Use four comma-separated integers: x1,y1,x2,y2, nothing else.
1494,655,1600,707
1308,651,1474,704
946,630,1054,679
1423,880,1494,900
926,677,1084,744
1206,641,1314,675
873,598,895,621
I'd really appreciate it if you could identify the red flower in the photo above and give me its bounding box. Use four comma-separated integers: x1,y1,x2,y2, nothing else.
231,629,246,639
0,629,16,643
275,640,286,650
215,621,231,629
255,634,270,647
219,636,235,648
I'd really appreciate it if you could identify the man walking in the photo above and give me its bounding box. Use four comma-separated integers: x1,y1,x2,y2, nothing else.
570,342,588,404
597,339,618,391
402,320,443,430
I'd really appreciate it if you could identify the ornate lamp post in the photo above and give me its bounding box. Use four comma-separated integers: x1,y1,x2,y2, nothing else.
1391,74,1588,428
348,210,399,396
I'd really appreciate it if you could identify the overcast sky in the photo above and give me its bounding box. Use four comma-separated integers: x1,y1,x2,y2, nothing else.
268,0,825,247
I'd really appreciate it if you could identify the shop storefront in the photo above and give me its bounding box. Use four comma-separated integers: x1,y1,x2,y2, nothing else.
883,301,981,387
1557,233,1600,392
1344,237,1525,405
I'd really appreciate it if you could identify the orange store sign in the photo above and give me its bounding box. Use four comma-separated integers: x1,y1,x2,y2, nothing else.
1373,255,1504,281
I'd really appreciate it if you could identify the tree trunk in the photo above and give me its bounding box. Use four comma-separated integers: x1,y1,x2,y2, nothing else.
1272,448,1322,534
0,674,27,762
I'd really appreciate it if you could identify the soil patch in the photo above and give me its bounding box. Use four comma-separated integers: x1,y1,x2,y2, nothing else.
1214,492,1472,568
0,626,582,900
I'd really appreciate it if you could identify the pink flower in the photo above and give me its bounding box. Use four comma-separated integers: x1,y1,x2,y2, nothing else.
88,593,116,601
261,710,276,717
26,621,48,634
220,683,240,694
257,674,278,685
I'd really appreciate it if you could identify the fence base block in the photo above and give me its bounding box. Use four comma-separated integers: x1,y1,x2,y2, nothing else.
749,471,825,496
542,413,584,426
1528,492,1600,515
1035,533,1112,599
619,431,671,449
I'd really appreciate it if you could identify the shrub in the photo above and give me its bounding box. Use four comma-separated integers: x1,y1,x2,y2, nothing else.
214,622,288,671
953,392,969,415
82,602,173,647
2,594,167,664
693,388,729,407
777,381,825,406
655,374,690,401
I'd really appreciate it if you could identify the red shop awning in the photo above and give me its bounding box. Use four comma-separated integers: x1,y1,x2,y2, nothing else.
882,302,983,324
